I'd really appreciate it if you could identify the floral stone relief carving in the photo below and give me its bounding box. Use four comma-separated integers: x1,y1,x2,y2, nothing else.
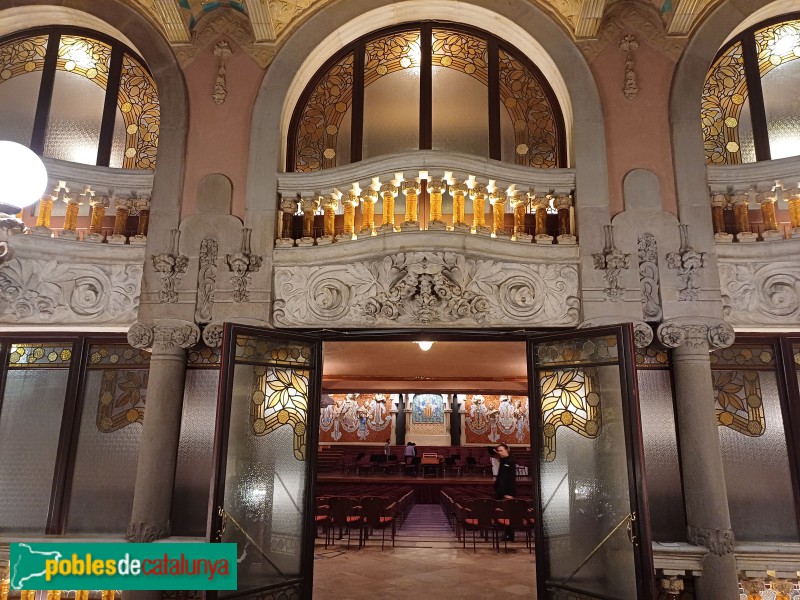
273,251,580,328
719,261,800,327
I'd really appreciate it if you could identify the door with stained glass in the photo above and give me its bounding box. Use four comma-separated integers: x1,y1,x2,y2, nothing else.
208,324,322,600
528,325,654,600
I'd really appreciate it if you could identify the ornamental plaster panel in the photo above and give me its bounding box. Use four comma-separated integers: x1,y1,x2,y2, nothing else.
0,234,144,327
717,238,800,328
272,239,580,328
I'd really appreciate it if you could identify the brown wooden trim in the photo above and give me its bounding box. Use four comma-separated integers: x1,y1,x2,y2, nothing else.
741,30,771,162
0,340,11,428
30,32,60,155
488,38,501,160
419,22,433,150
775,336,800,534
96,44,124,167
350,39,365,164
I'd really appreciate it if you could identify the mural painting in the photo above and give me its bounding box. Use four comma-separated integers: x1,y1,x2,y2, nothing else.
411,393,445,424
463,394,530,445
319,393,396,442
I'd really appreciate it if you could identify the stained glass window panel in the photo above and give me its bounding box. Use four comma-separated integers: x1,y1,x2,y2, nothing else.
44,69,106,164
761,59,800,160
0,72,42,145
117,53,159,170
109,106,127,168
363,68,419,160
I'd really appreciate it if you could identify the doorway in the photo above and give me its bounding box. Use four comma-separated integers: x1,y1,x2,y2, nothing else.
206,326,655,600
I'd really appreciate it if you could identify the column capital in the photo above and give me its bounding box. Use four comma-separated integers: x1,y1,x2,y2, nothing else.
379,183,398,197
489,190,507,206
115,197,132,209
426,178,445,194
553,194,573,210
687,525,735,556
134,197,151,211
710,193,728,208
531,194,550,210
401,180,421,195
280,197,298,213
469,184,488,198
579,317,653,348
300,197,319,213
360,188,378,202
449,182,469,196
128,319,200,352
90,196,110,208
342,191,359,207
320,194,339,211
656,318,734,352
126,520,170,542
511,191,529,207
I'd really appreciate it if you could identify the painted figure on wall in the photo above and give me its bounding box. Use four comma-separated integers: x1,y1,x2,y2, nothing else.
465,394,530,445
319,393,396,442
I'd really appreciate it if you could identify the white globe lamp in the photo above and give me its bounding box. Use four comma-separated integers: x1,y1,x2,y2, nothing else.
0,141,48,216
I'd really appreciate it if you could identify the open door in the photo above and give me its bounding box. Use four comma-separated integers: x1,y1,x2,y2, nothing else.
528,325,654,600
208,324,323,600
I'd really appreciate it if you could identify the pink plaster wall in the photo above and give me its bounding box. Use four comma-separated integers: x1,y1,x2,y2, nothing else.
591,33,678,217
181,37,264,218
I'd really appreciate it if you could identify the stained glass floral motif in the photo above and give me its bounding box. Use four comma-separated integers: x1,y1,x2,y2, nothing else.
498,48,560,168
701,41,748,164
293,52,354,172
188,344,221,367
710,344,776,367
713,370,766,437
56,35,111,87
88,344,150,367
97,369,148,432
0,35,48,82
754,20,800,76
634,346,670,368
251,365,310,460
8,343,72,367
117,53,159,170
364,30,421,86
431,29,488,84
235,335,313,367
536,335,618,366
540,367,601,462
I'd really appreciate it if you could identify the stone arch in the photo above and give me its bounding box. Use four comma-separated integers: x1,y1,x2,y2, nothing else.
244,0,609,261
2,1,189,241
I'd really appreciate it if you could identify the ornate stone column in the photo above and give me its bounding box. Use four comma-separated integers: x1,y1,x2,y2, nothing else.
86,196,109,243
126,320,199,549
298,196,319,246
787,187,800,236
554,194,577,245
470,184,490,235
359,189,377,236
732,193,757,243
459,403,467,446
532,194,553,245
109,198,131,245
130,197,151,246
490,191,509,238
757,192,782,241
341,191,358,242
427,178,446,230
317,195,338,245
657,319,739,599
450,181,469,232
33,184,60,235
512,192,532,242
710,193,733,243
276,197,297,247
379,183,398,233
401,180,421,231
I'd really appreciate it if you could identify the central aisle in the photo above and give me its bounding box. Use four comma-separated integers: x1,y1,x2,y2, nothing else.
394,504,457,548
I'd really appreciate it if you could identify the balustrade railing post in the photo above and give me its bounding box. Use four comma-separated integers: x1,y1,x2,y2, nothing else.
33,184,60,235
490,190,509,238
470,184,490,235
711,193,733,243
318,194,338,245
532,194,553,245
758,191,782,240
554,194,576,245
450,182,469,232
401,180,421,231
359,189,377,236
109,197,131,245
130,197,151,246
427,178,446,230
379,183,397,234
341,191,358,242
512,192,532,242
61,186,89,240
276,197,298,247
732,192,757,243
86,196,109,242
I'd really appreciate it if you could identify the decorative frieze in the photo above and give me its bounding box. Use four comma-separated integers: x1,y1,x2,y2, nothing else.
151,229,188,304
227,228,262,302
666,224,706,301
657,319,735,352
195,237,219,324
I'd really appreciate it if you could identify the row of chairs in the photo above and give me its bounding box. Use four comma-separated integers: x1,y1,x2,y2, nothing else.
316,490,415,550
441,490,535,553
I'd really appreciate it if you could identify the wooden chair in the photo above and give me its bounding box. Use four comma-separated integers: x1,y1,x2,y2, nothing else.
315,497,332,548
359,496,397,550
461,499,498,552
327,496,363,549
494,499,533,553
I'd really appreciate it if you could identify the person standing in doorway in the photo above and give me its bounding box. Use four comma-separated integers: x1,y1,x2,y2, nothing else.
494,443,517,541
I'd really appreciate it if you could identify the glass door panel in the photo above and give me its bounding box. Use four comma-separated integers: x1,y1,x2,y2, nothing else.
529,327,653,600
209,325,322,600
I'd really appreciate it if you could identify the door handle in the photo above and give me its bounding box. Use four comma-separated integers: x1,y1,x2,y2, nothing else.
626,512,637,545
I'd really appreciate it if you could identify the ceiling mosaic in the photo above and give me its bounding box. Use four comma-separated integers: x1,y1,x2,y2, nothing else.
126,0,724,68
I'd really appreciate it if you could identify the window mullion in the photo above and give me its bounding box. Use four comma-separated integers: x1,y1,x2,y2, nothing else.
419,23,432,150
488,37,500,160
96,44,124,167
351,42,365,164
741,30,771,162
30,32,60,156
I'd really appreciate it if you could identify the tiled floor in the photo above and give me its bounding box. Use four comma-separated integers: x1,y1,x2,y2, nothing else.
313,505,536,599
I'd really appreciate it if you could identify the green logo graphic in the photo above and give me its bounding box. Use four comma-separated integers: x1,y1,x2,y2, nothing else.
10,543,237,591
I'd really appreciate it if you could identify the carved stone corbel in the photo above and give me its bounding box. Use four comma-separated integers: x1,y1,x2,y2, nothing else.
227,228,262,302
687,525,735,556
151,229,188,303
620,34,639,100
656,318,735,352
579,317,653,348
666,224,707,301
127,319,200,353
593,225,630,301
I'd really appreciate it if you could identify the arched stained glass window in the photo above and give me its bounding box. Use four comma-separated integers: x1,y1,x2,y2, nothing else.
0,27,159,169
703,14,800,164
288,23,566,172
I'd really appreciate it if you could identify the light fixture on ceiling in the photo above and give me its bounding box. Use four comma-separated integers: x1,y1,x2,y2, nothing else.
414,341,434,351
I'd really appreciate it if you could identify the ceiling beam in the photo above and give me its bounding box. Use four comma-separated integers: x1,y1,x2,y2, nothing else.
244,0,277,43
154,0,190,44
575,0,609,38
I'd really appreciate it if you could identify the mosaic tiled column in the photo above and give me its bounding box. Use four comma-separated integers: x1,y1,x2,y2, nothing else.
33,184,60,235
276,197,297,247
401,180,421,231
732,193,757,243
554,194,576,245
511,192,532,242
130,197,151,246
360,189,378,236
109,198,131,245
450,182,470,232
490,191,509,238
341,191,358,242
379,183,398,234
532,194,553,245
427,178,446,230
758,192,782,241
470,184,490,235
787,188,800,237
86,196,109,242
317,195,338,245
711,193,733,243
298,196,319,246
